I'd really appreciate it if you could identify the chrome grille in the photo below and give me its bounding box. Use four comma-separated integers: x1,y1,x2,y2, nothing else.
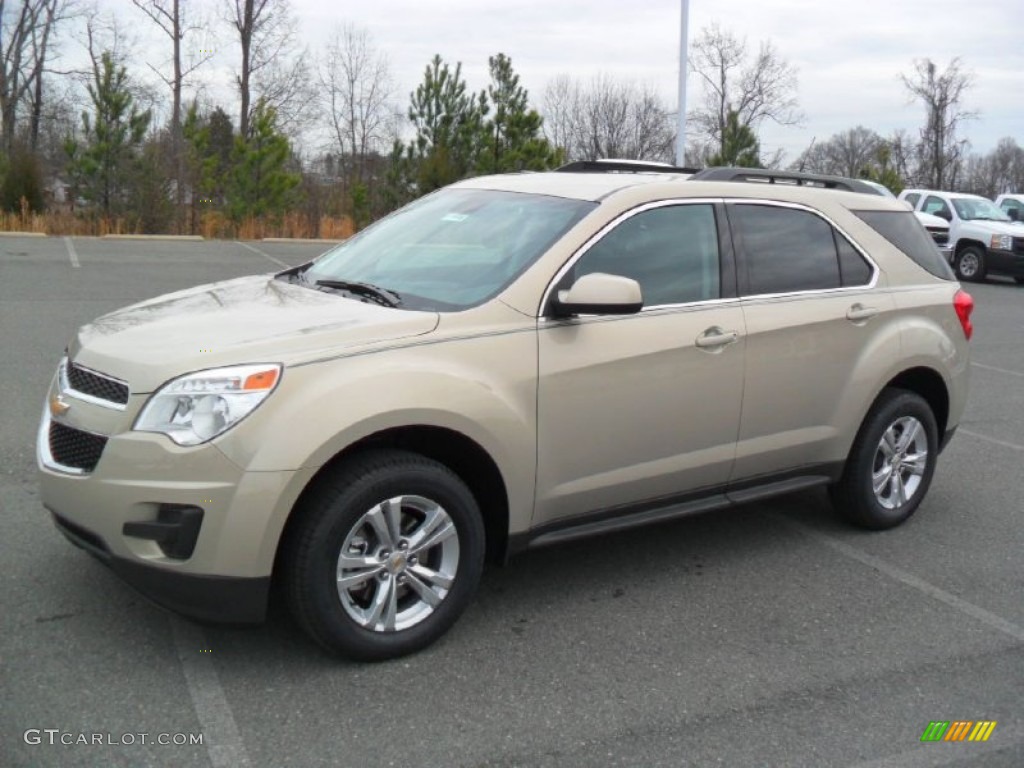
67,362,129,405
926,227,950,247
49,421,108,471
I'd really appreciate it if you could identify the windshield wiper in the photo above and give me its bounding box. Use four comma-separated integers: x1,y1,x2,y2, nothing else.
315,279,402,307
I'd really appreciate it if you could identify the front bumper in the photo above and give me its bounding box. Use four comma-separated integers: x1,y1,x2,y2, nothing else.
38,392,310,624
52,512,269,623
987,247,1024,277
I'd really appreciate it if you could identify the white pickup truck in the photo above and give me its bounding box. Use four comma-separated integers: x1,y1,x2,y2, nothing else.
899,189,1024,283
995,194,1024,223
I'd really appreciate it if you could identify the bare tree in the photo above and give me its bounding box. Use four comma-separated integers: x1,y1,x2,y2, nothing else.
131,0,215,225
960,138,1024,198
794,126,882,177
318,25,394,185
541,74,674,163
902,57,975,190
687,24,801,160
226,0,311,138
1,0,67,153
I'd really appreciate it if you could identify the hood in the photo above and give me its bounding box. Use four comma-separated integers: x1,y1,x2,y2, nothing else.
981,219,1024,235
913,211,949,229
69,275,439,392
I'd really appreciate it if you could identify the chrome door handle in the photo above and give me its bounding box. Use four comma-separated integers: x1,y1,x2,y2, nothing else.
846,304,879,322
695,327,739,349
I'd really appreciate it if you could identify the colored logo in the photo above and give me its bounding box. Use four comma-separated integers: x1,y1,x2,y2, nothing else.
920,721,997,742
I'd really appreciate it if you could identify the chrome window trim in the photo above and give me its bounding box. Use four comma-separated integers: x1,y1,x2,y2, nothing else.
61,359,129,412
537,197,883,318
537,197,726,318
726,198,880,296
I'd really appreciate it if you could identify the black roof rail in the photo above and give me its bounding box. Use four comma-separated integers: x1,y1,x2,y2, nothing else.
556,159,700,175
690,167,880,194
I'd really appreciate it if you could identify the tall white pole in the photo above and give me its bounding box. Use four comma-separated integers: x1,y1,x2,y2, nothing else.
675,0,690,167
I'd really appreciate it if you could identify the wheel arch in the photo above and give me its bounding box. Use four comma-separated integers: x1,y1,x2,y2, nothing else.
881,366,950,446
955,238,986,256
274,425,511,584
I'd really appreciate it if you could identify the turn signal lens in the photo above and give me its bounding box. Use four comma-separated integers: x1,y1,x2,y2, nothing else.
244,368,279,390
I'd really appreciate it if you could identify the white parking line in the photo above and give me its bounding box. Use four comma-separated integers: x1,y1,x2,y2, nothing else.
64,237,80,268
959,429,1024,452
235,240,288,268
971,361,1024,378
172,619,251,768
766,513,1024,644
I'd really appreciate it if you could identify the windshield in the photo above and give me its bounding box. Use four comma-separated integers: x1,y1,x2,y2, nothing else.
302,188,596,311
951,197,1011,222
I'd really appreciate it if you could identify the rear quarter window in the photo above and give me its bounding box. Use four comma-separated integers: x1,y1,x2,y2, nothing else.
853,210,954,280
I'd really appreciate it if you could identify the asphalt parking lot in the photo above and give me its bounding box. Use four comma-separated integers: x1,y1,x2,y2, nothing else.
1,235,1022,768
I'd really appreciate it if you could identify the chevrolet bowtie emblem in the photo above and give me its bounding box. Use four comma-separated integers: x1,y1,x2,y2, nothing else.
49,394,71,417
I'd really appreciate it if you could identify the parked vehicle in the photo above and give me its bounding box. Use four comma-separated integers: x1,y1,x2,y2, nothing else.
898,189,1024,283
40,165,973,659
994,193,1024,222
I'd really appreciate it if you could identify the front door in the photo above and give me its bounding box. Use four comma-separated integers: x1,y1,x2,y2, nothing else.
534,201,745,527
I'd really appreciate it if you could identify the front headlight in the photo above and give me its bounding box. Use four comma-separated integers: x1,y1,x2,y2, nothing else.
134,364,281,446
990,234,1012,250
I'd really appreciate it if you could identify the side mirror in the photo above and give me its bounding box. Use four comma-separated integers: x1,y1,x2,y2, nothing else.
934,209,952,221
1007,208,1020,221
550,272,643,317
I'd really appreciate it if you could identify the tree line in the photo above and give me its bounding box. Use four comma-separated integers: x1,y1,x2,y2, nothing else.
0,1,1020,236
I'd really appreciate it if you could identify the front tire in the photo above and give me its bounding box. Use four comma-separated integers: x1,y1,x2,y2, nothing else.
284,450,485,660
954,246,987,282
830,389,939,530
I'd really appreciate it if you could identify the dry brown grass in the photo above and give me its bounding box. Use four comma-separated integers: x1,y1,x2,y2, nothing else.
0,209,353,240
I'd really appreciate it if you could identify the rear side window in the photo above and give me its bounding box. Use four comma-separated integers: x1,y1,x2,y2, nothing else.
903,192,920,207
730,204,840,294
854,210,955,280
835,232,872,286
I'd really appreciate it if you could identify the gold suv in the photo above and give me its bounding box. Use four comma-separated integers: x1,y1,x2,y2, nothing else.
38,166,973,659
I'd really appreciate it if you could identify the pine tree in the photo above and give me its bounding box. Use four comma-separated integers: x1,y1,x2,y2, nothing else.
708,110,761,167
64,52,151,217
478,53,561,173
406,55,487,191
225,101,300,223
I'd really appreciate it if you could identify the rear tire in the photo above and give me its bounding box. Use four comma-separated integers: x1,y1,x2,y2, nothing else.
830,389,939,530
954,246,987,282
284,450,485,660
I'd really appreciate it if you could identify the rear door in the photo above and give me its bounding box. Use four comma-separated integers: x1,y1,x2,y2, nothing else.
726,201,897,483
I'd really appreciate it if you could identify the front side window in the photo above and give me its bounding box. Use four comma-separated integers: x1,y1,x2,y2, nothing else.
922,196,953,220
302,189,596,311
731,204,841,294
568,204,721,306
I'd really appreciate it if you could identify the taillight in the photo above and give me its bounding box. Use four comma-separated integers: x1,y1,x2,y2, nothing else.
953,289,974,340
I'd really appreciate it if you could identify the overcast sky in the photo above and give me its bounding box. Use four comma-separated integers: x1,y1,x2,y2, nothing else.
100,0,1023,163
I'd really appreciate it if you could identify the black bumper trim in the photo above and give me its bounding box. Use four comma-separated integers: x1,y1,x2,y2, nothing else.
52,512,269,624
